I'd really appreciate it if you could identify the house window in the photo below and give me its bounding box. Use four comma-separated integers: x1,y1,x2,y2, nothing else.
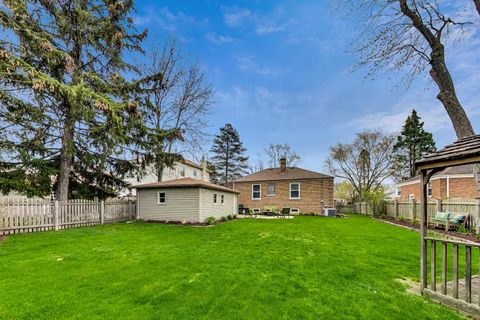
395,188,401,197
427,183,432,197
290,182,300,199
213,193,217,204
267,182,276,195
221,194,225,204
179,166,185,177
157,192,166,204
252,184,261,200
291,208,300,214
253,208,261,213
193,169,198,177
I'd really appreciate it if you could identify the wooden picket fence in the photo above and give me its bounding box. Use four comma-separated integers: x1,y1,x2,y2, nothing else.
354,199,480,229
0,198,136,235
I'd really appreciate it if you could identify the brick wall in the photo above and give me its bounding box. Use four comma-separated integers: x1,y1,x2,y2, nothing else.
234,178,334,214
398,176,478,200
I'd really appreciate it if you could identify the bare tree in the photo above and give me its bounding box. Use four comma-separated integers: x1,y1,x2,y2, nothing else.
139,38,213,181
248,152,266,173
264,143,301,167
325,130,395,200
347,0,476,139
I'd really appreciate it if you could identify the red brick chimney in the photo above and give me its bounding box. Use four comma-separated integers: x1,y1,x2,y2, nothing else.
280,157,287,172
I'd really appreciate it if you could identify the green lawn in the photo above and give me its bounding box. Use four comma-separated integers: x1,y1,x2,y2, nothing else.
0,215,465,319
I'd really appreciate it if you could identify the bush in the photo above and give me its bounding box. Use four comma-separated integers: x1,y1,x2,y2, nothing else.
397,215,405,222
227,215,233,220
220,216,228,222
233,214,238,219
412,219,420,226
205,216,216,225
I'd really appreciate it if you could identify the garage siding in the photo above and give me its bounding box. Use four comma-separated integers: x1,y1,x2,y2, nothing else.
199,188,237,221
137,188,200,222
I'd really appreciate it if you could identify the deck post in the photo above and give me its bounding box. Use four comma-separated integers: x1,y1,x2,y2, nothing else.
420,170,429,291
475,199,480,234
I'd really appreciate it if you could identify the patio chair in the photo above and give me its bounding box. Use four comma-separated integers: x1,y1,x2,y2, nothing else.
281,208,290,218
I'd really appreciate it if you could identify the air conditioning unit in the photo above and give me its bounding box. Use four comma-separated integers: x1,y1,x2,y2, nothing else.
324,208,336,217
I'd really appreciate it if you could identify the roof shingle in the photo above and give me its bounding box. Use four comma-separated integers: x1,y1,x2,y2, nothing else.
134,178,239,193
234,167,332,183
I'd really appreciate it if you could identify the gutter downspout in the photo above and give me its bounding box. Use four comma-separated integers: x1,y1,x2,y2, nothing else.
446,177,450,198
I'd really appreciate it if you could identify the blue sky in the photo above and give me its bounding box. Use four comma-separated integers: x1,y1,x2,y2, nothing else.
134,0,480,173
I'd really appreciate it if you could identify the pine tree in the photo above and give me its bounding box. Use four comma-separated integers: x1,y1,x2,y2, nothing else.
0,0,169,199
392,110,436,181
210,124,248,186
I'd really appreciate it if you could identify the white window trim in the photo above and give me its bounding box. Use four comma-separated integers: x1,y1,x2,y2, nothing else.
157,192,166,205
267,182,276,196
427,182,433,198
252,184,261,200
253,208,261,213
213,193,218,205
291,208,300,214
289,182,301,200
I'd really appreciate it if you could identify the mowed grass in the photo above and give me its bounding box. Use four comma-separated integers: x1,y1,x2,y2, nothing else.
0,215,465,319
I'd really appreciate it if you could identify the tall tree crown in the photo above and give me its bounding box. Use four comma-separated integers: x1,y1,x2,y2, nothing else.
392,109,436,181
0,0,149,199
210,123,248,186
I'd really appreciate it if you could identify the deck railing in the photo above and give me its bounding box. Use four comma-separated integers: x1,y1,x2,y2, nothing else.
423,237,480,317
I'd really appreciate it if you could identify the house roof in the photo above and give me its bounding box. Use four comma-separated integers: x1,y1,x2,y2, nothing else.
134,177,239,194
415,134,480,170
181,159,204,170
397,164,475,186
234,167,333,183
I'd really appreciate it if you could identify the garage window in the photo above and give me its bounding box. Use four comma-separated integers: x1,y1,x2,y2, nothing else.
157,192,166,204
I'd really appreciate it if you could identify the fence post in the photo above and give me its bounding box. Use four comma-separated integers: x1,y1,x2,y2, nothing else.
100,200,105,225
410,198,416,221
54,200,59,231
475,199,480,234
435,198,442,213
394,200,399,219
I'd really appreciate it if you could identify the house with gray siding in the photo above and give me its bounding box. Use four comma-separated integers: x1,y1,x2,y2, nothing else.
135,178,238,223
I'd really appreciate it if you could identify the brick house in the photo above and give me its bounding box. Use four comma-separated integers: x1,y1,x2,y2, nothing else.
395,164,479,200
233,158,334,214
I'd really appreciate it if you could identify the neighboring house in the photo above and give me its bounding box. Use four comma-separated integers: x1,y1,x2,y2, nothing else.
233,158,334,214
135,177,238,223
122,158,209,197
394,164,479,200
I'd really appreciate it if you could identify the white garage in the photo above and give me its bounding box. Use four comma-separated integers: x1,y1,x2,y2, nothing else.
135,178,239,223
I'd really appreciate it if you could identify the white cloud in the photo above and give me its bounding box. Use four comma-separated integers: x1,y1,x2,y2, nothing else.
222,6,292,36
223,8,253,27
205,33,238,44
134,7,206,32
234,54,278,76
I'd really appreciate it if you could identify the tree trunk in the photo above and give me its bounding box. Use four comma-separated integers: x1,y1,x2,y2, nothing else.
399,0,479,195
225,139,230,186
399,0,475,139
474,0,480,16
56,108,74,201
